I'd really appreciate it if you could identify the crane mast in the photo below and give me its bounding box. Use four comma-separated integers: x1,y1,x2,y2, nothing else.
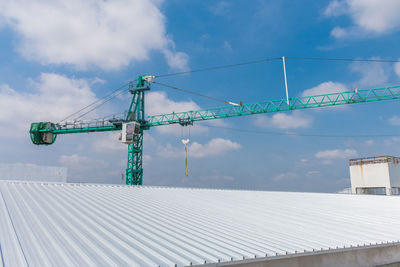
29,77,400,186
125,77,150,185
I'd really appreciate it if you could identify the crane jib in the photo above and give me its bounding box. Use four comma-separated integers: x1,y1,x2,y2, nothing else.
28,82,400,185
30,85,400,140
146,85,400,126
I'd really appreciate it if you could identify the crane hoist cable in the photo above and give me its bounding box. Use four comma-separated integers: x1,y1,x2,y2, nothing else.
58,56,400,122
73,89,128,121
155,57,281,78
180,123,191,176
152,81,241,106
203,124,400,138
285,57,400,63
59,82,130,123
154,56,400,78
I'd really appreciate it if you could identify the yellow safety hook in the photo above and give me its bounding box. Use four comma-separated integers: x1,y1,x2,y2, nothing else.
181,139,190,176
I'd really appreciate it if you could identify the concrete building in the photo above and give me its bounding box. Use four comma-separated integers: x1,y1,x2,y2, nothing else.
349,156,400,195
1,181,400,266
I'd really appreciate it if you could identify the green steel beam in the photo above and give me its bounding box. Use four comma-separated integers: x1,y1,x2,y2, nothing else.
126,132,143,185
146,85,400,127
30,83,400,185
51,125,120,134
124,78,148,186
32,85,400,135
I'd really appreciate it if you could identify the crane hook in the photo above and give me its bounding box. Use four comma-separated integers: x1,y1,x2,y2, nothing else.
181,139,190,176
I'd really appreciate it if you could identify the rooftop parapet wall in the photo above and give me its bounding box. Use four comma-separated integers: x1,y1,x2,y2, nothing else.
349,156,400,166
0,163,67,182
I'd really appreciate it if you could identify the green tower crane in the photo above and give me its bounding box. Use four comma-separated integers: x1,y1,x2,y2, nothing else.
29,76,400,185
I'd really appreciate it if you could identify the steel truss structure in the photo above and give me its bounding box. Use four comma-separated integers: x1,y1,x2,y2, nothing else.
30,76,400,185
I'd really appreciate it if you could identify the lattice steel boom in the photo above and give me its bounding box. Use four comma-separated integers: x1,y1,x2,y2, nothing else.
146,85,400,126
29,76,400,185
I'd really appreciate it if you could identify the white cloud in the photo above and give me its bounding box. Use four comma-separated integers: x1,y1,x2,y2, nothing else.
143,132,156,147
200,34,210,42
254,111,312,130
190,138,241,158
0,73,98,137
146,91,205,135
388,116,400,126
157,143,180,158
315,149,358,159
364,140,374,146
325,1,347,17
300,81,350,111
301,64,388,104
153,123,206,135
143,154,152,166
210,1,231,16
223,41,232,51
306,170,321,177
330,26,348,38
301,81,348,97
384,137,400,146
163,49,189,72
198,174,234,182
222,175,234,181
0,0,188,70
395,61,400,78
325,0,400,37
92,132,126,152
273,172,299,181
350,59,388,87
146,91,227,135
321,159,334,165
146,91,200,116
59,154,108,170
157,138,241,158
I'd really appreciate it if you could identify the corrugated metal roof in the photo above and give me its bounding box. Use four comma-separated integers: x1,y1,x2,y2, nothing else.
1,181,400,266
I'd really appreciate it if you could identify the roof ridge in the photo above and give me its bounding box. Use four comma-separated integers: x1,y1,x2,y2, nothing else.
0,180,352,196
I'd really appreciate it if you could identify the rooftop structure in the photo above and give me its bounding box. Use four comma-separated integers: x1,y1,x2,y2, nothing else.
0,163,67,183
349,156,400,195
1,181,400,266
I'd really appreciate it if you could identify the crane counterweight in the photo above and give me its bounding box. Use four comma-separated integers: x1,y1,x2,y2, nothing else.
30,122,57,145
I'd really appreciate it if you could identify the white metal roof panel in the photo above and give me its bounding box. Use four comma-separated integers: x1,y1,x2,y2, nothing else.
1,181,400,266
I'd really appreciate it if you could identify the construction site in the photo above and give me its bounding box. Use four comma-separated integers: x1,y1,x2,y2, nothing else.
1,0,400,266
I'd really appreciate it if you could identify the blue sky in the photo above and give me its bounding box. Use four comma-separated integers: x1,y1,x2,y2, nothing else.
1,0,400,192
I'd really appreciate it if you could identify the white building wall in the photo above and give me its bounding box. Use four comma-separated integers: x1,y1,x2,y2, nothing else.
350,162,390,194
388,161,400,187
0,163,67,182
